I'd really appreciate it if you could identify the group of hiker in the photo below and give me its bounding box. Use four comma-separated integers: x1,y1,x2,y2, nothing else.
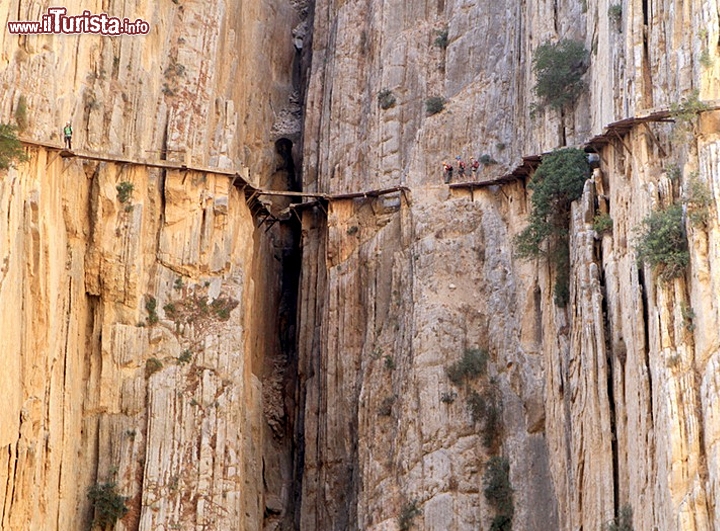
442,156,479,184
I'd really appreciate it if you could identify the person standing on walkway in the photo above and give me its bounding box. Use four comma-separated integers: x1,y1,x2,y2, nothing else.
63,122,73,150
456,156,466,180
443,161,454,183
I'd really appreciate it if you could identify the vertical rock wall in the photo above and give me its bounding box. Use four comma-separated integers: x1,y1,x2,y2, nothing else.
0,147,285,530
298,0,720,530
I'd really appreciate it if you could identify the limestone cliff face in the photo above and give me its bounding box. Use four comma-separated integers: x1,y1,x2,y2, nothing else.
0,147,279,530
0,1,305,530
0,0,303,176
3,0,720,530
298,0,720,530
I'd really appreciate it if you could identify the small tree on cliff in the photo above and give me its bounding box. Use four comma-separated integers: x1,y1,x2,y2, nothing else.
87,482,129,529
514,148,591,306
0,123,29,170
532,39,589,111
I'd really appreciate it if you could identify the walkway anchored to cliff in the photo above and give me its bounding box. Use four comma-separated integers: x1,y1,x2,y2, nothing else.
20,139,409,229
22,99,720,225
449,100,720,193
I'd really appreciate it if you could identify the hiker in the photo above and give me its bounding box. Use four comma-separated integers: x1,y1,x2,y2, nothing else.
63,121,73,150
443,161,454,183
456,156,466,179
470,157,480,174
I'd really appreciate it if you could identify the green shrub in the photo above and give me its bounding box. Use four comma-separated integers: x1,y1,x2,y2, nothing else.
467,387,503,449
608,5,622,24
593,212,613,234
87,482,129,529
384,355,396,370
490,514,513,531
0,123,29,169
378,88,397,110
145,357,163,378
466,390,486,423
178,349,193,364
479,154,498,165
670,90,708,128
604,504,633,531
446,348,488,385
514,148,590,306
532,40,589,110
685,172,712,228
145,296,159,324
116,181,134,203
483,457,514,529
434,27,449,49
635,204,689,281
398,499,421,531
425,96,446,115
210,296,238,320
515,148,590,257
680,303,696,332
15,96,28,133
163,302,177,318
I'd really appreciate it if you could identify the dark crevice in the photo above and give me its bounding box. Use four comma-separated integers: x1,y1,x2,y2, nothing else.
275,138,299,193
601,274,620,519
638,267,654,425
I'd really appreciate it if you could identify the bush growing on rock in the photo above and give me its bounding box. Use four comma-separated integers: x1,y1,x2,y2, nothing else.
433,27,449,49
634,204,689,281
425,96,446,115
87,482,128,529
446,348,488,385
514,148,591,306
377,88,396,110
0,123,29,169
532,39,589,111
14,96,28,133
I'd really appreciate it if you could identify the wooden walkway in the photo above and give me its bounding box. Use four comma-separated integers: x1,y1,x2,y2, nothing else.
20,139,409,229
21,139,240,176
25,98,720,215
450,100,720,193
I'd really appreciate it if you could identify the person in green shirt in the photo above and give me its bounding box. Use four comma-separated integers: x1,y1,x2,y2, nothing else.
63,121,72,150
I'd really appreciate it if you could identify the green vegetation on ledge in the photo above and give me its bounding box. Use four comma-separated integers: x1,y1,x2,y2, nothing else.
634,204,689,282
514,148,591,306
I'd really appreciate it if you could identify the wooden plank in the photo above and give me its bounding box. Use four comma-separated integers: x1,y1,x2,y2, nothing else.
255,189,329,199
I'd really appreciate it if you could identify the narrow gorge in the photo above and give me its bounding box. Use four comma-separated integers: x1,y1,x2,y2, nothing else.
1,1,719,530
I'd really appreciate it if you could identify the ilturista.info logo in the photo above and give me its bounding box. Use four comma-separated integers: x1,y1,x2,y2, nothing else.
7,7,150,36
